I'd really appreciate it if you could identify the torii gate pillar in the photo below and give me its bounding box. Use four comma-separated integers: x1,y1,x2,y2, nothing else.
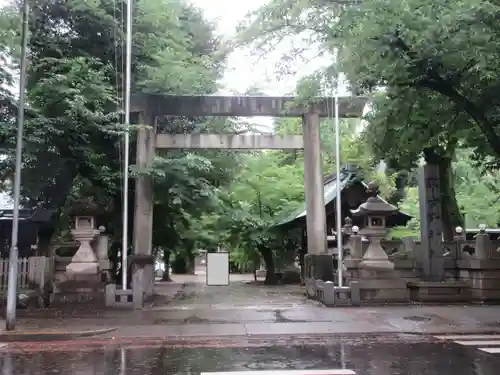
131,113,155,308
302,111,327,255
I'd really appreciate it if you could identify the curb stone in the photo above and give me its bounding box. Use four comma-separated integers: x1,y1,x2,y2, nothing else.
0,327,117,342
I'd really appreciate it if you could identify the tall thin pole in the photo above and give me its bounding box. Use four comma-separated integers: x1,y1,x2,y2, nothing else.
121,0,133,291
120,348,127,375
334,49,343,287
5,0,30,331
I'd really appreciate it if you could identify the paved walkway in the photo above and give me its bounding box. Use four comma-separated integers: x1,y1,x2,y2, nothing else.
8,273,500,338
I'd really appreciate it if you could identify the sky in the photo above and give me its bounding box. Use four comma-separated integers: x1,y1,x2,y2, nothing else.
0,0,336,129
0,0,348,97
191,0,350,129
192,0,319,96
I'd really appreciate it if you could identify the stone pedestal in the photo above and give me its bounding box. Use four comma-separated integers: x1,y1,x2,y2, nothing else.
131,254,155,309
66,219,100,279
304,254,334,282
457,259,500,301
359,233,394,270
407,280,470,302
52,209,108,305
345,261,410,303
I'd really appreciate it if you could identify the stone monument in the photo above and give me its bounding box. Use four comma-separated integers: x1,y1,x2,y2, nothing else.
417,163,444,281
351,181,397,270
66,198,101,278
52,197,108,303
344,182,410,302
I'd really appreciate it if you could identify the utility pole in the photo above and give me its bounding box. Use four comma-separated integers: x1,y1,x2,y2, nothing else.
5,0,30,331
121,0,133,291
334,48,343,287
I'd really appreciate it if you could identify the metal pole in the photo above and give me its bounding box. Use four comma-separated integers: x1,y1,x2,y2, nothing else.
334,49,343,287
121,0,133,291
5,0,29,331
120,348,127,375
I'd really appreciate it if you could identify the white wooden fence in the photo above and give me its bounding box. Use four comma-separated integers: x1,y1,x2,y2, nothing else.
0,257,53,292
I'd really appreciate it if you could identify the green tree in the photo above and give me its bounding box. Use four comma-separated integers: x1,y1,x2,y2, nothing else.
196,113,378,283
238,0,500,238
0,0,236,283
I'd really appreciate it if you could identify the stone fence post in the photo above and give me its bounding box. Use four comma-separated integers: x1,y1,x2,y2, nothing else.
349,226,363,260
96,226,112,282
453,226,467,259
475,224,491,260
343,217,353,235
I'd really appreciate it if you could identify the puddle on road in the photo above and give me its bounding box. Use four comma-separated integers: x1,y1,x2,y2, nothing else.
403,316,432,322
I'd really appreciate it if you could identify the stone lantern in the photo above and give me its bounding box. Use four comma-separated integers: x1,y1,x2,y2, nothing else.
351,181,398,270
66,197,101,278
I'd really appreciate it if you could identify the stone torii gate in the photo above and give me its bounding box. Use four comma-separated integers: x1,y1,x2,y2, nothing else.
130,94,366,307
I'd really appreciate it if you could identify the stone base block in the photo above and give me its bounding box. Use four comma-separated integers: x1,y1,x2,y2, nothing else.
105,284,134,308
66,261,99,276
255,270,266,278
51,291,105,305
304,254,334,281
359,258,394,270
306,279,361,306
347,268,410,303
470,288,500,301
408,281,470,302
357,279,409,302
131,255,155,299
98,259,112,270
52,278,106,306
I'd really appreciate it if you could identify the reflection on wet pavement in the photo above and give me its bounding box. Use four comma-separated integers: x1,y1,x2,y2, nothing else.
1,337,500,375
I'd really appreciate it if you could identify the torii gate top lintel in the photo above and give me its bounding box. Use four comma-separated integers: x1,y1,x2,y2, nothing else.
131,94,367,118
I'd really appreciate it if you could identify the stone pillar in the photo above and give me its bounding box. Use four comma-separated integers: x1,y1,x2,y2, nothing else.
302,111,331,281
349,226,363,260
96,229,109,260
417,163,444,281
453,226,467,259
132,113,156,307
343,217,353,235
302,111,327,255
96,228,112,282
475,224,491,260
67,216,100,278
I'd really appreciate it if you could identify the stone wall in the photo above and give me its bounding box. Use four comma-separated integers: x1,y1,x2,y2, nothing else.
383,231,500,302
331,227,500,304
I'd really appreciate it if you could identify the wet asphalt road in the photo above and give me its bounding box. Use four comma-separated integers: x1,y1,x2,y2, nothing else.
1,334,500,375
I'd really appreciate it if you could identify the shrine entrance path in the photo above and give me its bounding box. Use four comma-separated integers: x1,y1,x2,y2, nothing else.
153,272,311,313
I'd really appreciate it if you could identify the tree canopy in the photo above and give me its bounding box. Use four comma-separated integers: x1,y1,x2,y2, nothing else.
1,0,500,285
0,0,236,282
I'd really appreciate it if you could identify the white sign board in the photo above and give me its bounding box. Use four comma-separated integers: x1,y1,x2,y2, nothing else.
206,252,229,286
201,370,356,375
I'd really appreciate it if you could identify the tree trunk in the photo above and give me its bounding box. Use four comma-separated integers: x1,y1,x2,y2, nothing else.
258,246,277,285
388,171,407,205
438,156,464,240
161,248,172,282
